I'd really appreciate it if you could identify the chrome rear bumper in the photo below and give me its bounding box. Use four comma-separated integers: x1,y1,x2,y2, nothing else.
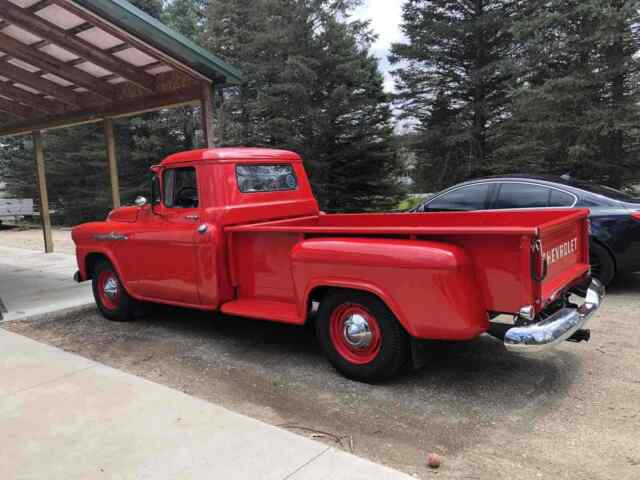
504,279,605,352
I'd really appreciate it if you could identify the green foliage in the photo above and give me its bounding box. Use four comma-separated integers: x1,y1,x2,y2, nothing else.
203,0,402,211
390,0,518,191
497,0,640,188
392,0,640,191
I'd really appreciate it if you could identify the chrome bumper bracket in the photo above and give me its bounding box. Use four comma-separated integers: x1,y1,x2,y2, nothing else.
504,279,604,352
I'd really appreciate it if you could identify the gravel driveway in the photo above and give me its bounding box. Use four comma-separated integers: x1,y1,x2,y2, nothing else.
3,273,640,479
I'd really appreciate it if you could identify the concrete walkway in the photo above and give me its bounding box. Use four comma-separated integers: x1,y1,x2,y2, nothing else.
0,329,413,479
0,245,93,321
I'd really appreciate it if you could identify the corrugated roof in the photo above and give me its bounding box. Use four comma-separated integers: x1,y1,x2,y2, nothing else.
73,0,242,85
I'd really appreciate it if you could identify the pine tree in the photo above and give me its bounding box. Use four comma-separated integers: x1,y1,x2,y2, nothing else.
390,0,517,188
499,0,640,187
202,0,401,211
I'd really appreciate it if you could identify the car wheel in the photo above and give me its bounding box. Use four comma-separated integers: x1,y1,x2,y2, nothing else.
589,242,615,286
315,290,409,382
92,259,137,321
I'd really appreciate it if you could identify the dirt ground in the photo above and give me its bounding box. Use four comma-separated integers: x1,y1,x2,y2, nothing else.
3,274,640,479
0,226,75,253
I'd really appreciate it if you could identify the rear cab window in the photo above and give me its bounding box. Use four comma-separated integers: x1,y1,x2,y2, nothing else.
236,164,297,193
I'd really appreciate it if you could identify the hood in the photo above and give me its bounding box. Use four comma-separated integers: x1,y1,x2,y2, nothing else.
107,206,140,223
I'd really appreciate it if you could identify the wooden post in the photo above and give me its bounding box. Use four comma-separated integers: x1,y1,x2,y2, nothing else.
200,82,215,148
218,87,225,145
32,130,53,253
103,117,120,208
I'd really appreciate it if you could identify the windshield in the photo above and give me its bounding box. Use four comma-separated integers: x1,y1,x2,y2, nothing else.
573,181,639,202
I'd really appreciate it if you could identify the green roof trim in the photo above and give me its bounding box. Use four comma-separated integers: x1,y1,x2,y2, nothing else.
73,0,242,85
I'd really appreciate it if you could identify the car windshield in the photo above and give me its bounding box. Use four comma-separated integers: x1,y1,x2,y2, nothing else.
572,181,639,202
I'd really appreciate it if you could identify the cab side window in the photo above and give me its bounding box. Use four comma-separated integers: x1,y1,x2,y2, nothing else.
151,174,161,205
163,167,198,208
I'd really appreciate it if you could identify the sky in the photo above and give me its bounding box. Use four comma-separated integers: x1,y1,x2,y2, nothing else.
353,1,405,92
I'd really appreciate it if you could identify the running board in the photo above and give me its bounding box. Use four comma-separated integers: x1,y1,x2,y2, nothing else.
220,299,303,324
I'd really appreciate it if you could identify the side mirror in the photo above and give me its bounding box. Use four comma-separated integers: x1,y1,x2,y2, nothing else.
134,196,147,207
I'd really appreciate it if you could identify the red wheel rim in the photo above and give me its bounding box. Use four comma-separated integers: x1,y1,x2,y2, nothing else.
97,270,120,310
329,304,381,365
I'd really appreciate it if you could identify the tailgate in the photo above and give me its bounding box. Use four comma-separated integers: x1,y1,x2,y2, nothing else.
537,210,590,306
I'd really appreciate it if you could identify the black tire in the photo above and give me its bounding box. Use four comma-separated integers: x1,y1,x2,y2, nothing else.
91,259,137,321
315,290,410,382
589,241,615,286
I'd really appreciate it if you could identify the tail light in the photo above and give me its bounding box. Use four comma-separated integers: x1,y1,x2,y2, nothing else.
632,211,640,221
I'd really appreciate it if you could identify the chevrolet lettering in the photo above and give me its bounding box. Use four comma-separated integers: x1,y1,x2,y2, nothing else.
544,238,578,266
71,148,604,382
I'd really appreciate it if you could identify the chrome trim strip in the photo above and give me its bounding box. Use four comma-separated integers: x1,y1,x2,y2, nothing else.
93,232,128,241
425,180,578,210
504,279,604,352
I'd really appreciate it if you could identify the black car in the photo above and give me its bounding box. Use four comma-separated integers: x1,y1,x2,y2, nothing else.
413,175,640,285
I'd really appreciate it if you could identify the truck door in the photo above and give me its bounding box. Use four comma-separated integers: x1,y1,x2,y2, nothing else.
135,166,201,305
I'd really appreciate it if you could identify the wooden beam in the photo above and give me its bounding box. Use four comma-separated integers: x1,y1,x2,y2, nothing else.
0,31,117,101
0,81,65,114
0,0,156,91
32,130,54,253
0,97,38,119
200,82,215,147
27,0,55,13
0,85,201,137
0,58,82,106
103,118,120,208
51,0,203,83
67,23,93,35
105,44,130,55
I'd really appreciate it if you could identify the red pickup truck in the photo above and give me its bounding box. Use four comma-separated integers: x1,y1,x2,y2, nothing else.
72,148,604,381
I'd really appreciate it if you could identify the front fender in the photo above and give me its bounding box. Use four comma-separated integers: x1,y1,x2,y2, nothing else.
73,222,133,293
290,237,488,340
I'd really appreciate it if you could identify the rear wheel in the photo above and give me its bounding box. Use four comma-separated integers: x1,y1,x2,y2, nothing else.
92,259,137,321
315,290,409,382
589,242,615,286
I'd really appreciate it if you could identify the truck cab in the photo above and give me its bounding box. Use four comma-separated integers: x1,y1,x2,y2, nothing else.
73,148,604,382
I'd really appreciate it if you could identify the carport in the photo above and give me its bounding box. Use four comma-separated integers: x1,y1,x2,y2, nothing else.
0,0,241,252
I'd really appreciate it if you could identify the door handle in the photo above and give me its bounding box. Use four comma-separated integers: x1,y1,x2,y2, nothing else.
197,224,207,234
185,214,199,221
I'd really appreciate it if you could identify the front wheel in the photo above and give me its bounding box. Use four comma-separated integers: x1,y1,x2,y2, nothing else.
92,259,137,321
315,290,409,382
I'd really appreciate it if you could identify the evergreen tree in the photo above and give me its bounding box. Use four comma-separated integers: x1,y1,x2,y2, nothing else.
390,0,517,190
202,0,400,211
499,0,640,187
128,0,163,19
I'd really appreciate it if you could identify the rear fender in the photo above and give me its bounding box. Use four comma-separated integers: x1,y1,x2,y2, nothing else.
302,278,412,335
291,237,488,340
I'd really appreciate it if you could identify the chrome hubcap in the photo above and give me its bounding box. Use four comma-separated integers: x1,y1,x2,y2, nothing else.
342,313,373,349
103,277,118,298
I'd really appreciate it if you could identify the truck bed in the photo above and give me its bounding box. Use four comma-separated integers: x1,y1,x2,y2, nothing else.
225,209,585,236
225,209,591,323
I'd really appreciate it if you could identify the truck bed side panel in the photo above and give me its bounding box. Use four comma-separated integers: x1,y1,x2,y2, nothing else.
290,238,489,340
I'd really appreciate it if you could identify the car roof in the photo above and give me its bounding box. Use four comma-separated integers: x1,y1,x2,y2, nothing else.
454,175,639,203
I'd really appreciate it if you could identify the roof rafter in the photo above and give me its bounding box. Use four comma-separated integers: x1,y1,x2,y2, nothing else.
27,0,56,13
0,58,82,107
0,81,64,114
0,0,156,92
0,31,117,101
0,97,37,119
0,85,201,136
54,1,190,80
